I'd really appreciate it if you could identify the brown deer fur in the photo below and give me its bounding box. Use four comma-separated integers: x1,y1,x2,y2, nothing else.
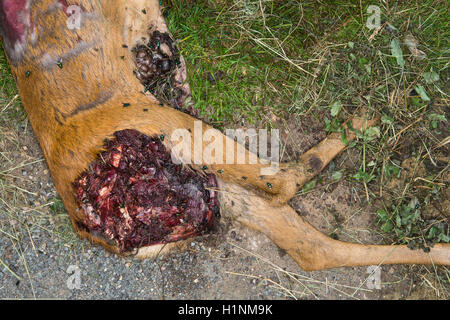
1,0,449,270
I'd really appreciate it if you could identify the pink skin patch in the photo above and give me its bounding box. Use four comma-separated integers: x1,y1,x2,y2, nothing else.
58,0,84,16
0,0,30,46
58,0,69,12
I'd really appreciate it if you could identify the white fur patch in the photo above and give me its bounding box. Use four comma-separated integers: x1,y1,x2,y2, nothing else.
66,5,83,30
39,40,96,69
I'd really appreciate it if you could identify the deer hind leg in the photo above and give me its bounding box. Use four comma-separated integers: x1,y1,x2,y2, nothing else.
107,104,378,208
182,110,379,207
268,111,379,205
221,183,450,270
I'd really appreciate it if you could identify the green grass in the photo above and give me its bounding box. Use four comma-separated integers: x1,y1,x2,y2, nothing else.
0,42,24,121
164,0,368,127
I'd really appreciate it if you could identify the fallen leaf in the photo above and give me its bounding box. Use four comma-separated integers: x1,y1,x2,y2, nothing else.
415,85,430,101
390,39,405,68
330,101,342,117
423,70,439,83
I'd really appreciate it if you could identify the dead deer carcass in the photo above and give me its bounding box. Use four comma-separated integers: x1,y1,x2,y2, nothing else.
0,0,448,271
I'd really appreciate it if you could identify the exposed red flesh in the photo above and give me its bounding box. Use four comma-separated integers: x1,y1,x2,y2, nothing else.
74,129,219,252
0,0,30,45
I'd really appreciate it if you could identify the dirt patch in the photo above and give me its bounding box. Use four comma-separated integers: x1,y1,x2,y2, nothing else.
277,113,327,163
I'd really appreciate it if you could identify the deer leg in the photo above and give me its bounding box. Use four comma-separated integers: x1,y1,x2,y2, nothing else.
183,111,378,207
221,182,450,270
267,112,379,205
